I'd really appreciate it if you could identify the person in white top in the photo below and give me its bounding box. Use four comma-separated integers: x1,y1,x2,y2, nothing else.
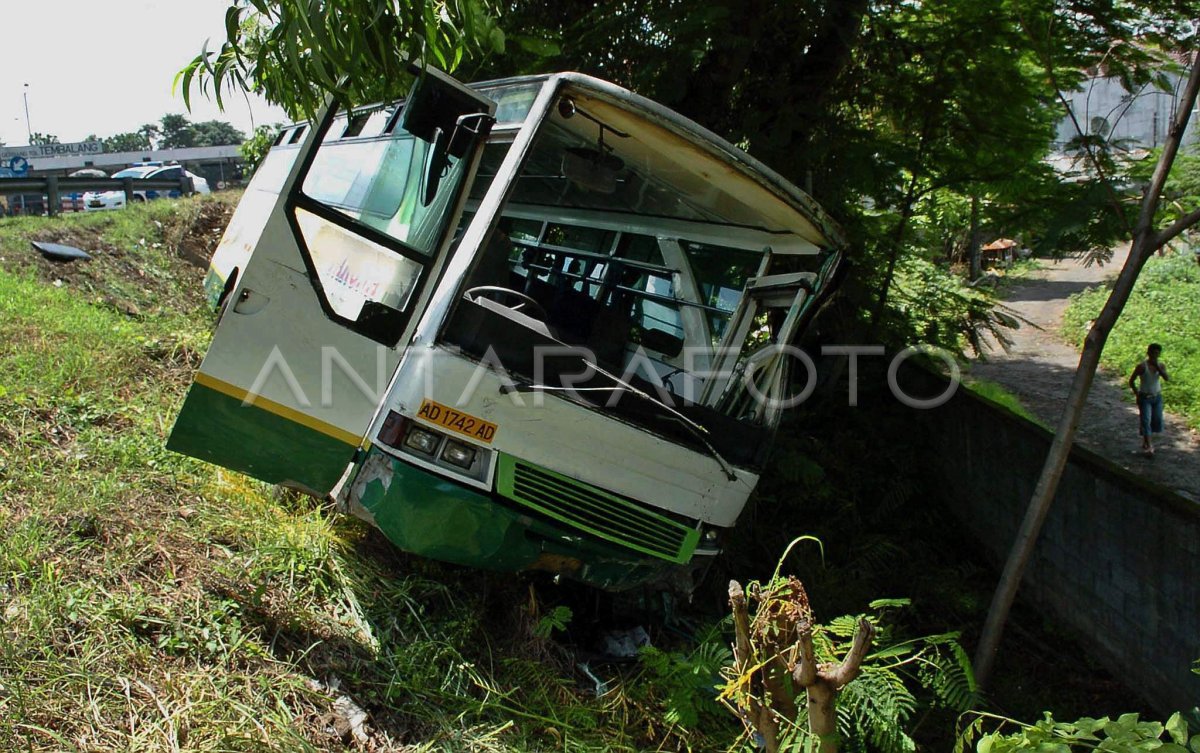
1128,343,1170,456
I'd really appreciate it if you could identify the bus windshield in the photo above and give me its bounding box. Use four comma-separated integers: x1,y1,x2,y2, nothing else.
441,82,836,464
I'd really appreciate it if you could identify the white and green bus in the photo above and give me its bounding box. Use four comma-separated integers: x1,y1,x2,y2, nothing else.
169,69,846,591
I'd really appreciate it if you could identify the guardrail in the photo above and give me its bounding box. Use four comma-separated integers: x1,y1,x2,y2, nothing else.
0,175,195,216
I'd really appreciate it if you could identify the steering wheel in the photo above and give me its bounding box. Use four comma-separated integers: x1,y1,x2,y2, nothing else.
464,286,549,321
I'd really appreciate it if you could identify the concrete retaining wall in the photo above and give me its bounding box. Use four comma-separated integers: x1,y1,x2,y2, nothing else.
903,367,1200,713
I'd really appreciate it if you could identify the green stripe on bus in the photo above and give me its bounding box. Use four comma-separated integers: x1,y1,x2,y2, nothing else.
167,380,355,493
352,448,677,590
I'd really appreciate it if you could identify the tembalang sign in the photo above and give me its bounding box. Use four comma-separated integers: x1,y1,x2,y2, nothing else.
3,141,106,159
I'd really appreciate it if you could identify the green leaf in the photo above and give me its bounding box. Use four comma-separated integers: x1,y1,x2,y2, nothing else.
1166,713,1187,746
867,643,916,660
515,35,562,57
224,4,242,44
488,27,505,54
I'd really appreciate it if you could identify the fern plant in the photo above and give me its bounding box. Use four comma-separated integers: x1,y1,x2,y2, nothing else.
635,622,734,729
718,543,980,753
828,599,978,753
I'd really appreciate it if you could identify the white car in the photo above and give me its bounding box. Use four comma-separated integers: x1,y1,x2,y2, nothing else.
82,164,211,211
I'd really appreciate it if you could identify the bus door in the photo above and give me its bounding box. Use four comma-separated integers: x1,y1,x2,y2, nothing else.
706,251,841,426
169,71,497,495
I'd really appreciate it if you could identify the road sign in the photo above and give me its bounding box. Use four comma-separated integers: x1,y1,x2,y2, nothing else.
3,141,105,160
0,155,30,178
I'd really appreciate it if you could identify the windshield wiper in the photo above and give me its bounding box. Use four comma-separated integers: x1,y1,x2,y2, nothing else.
502,362,739,481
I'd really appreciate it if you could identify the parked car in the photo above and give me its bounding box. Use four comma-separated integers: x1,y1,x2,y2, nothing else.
82,164,210,211
60,168,109,212
4,193,47,216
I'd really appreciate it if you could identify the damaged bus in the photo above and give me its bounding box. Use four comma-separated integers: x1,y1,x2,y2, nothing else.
168,69,846,591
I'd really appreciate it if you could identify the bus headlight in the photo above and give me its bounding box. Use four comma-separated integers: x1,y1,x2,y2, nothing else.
404,427,442,455
441,440,477,469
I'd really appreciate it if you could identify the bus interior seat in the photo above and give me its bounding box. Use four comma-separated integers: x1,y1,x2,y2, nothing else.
586,304,633,369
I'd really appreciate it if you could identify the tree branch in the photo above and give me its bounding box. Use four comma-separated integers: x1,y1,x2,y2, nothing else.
793,621,819,687
1154,204,1200,249
729,581,753,670
1015,10,1131,233
825,618,876,689
1138,52,1200,230
729,580,780,752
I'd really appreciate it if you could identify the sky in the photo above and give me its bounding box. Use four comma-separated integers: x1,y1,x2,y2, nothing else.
0,0,289,147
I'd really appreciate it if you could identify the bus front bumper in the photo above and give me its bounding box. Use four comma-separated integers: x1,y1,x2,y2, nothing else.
346,447,685,591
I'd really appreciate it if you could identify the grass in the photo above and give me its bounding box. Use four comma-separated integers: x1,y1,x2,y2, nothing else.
0,199,1155,751
0,200,721,752
1062,248,1200,431
963,379,1046,427
993,256,1043,289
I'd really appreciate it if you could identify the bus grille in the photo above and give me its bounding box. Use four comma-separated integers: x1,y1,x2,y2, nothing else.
496,455,699,564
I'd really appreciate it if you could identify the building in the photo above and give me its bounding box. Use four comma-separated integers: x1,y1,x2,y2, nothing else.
27,144,246,189
1054,63,1199,152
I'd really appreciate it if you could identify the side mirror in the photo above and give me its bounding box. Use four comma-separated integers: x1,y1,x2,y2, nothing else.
421,113,494,206
401,70,494,157
401,71,495,206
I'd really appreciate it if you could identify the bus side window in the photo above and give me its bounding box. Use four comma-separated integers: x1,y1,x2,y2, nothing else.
293,207,423,324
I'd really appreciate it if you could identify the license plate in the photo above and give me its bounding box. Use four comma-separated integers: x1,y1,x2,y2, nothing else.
416,399,497,444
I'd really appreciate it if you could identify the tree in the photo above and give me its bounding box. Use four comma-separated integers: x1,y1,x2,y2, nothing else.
156,114,243,148
159,114,196,149
974,50,1200,688
240,123,282,174
478,1,1182,350
718,538,978,753
29,132,58,145
480,0,870,209
726,577,874,753
192,120,245,146
139,123,161,150
176,0,506,118
103,132,152,152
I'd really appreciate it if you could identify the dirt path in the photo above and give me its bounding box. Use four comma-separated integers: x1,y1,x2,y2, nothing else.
969,247,1200,502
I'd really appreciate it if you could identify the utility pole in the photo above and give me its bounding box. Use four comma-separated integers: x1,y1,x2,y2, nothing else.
20,83,31,215
22,83,31,142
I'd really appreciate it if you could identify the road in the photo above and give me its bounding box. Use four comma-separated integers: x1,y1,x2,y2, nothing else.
969,247,1200,502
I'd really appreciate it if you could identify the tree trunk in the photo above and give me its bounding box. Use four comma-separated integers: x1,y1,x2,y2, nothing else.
806,682,839,753
968,195,982,281
870,175,921,328
974,48,1200,688
728,578,873,753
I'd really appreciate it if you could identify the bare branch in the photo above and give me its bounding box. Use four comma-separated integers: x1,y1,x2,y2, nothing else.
825,619,876,689
729,580,781,752
729,581,752,670
793,621,819,687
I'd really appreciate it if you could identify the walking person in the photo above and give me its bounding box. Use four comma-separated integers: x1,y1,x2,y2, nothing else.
1129,343,1170,456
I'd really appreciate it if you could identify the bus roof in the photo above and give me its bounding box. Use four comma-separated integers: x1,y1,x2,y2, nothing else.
277,72,846,250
